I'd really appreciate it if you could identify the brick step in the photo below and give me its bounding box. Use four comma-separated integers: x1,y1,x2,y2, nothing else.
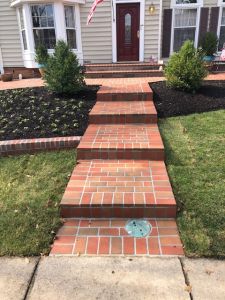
85,69,163,78
89,101,157,124
85,62,164,72
50,218,184,256
77,124,164,160
60,160,176,218
97,83,153,101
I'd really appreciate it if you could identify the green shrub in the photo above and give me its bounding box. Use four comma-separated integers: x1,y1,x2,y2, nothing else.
44,40,85,95
35,44,49,66
199,32,218,56
164,40,207,92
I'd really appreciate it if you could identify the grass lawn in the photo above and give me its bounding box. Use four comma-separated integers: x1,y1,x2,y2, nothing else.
0,150,75,256
159,110,225,258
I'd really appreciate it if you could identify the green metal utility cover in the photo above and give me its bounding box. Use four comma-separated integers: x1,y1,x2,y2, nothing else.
125,219,152,238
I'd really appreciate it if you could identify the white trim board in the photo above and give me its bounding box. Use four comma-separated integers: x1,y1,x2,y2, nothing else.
111,0,145,63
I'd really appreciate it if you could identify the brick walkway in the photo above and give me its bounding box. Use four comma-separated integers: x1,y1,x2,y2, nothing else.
1,73,223,256
0,73,224,90
50,78,185,256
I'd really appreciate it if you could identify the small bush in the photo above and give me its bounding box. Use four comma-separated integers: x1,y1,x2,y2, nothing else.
164,40,207,93
35,44,49,66
44,40,85,95
199,32,218,56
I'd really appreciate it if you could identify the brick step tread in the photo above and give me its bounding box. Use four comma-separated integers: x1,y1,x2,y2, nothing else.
89,101,157,124
77,124,164,160
90,101,157,115
50,218,184,256
86,71,163,78
85,63,164,68
86,70,163,74
60,160,176,218
97,84,153,101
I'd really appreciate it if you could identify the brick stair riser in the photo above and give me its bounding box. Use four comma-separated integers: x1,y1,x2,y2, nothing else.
89,114,157,124
60,205,176,218
77,149,164,160
85,64,163,72
85,71,163,78
97,93,153,102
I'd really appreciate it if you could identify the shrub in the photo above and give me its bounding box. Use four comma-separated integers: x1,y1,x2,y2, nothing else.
164,40,207,92
35,44,49,66
44,40,85,94
199,32,218,56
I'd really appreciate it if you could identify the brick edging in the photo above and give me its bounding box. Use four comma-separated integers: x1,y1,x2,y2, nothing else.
0,136,81,156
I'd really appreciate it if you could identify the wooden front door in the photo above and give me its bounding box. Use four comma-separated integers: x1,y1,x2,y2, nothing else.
116,3,140,61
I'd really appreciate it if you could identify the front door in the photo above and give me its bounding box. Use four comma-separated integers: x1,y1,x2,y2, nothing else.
116,3,140,61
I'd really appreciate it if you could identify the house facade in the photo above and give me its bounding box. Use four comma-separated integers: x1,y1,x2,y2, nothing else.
0,0,224,74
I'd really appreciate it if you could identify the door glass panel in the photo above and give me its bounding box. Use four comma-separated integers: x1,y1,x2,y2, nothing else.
125,13,131,44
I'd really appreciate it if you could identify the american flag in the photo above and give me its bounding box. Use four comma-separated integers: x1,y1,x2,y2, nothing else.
87,0,104,25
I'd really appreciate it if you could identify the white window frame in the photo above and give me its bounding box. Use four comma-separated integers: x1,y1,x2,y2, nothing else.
170,0,203,54
18,7,28,51
64,5,77,50
30,3,56,50
14,1,83,68
217,0,225,52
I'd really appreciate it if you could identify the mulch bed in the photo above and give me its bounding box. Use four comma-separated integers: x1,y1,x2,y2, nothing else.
0,86,98,140
150,80,225,118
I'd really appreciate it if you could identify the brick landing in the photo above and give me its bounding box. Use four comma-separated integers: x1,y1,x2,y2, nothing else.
60,160,176,218
77,124,164,160
50,218,183,256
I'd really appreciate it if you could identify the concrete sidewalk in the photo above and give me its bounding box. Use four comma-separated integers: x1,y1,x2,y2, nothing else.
0,257,225,300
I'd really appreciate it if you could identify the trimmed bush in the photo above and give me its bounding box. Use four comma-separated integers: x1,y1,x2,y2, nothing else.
164,40,207,93
199,32,218,56
35,44,49,66
44,40,85,94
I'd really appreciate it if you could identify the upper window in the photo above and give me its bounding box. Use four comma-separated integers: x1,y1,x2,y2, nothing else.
64,6,77,49
176,0,197,4
219,8,225,51
173,8,197,51
19,8,28,50
31,4,56,49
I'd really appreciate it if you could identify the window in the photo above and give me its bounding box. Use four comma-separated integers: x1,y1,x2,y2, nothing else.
173,9,197,51
176,0,197,4
31,4,56,49
125,13,132,44
64,6,77,49
19,8,27,50
219,8,225,51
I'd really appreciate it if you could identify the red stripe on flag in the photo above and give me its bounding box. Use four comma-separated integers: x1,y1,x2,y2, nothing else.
87,0,104,25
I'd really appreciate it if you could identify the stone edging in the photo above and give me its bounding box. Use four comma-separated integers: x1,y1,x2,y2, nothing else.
0,136,81,156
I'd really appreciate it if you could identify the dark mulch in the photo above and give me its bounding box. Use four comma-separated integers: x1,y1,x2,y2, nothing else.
150,80,225,118
0,86,98,140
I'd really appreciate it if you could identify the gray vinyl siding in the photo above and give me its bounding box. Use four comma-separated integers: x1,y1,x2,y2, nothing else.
80,0,112,63
204,0,218,7
144,0,161,61
163,0,171,10
0,0,23,67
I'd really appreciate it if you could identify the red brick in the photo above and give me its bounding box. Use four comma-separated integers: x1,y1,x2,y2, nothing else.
73,237,87,254
87,237,99,254
111,237,122,254
51,245,73,255
123,237,135,255
136,238,147,254
98,237,110,254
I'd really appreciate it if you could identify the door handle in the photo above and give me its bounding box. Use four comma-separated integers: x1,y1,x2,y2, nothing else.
137,30,140,39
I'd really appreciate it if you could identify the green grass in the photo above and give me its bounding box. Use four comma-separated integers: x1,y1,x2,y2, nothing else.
0,150,76,256
159,110,225,258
